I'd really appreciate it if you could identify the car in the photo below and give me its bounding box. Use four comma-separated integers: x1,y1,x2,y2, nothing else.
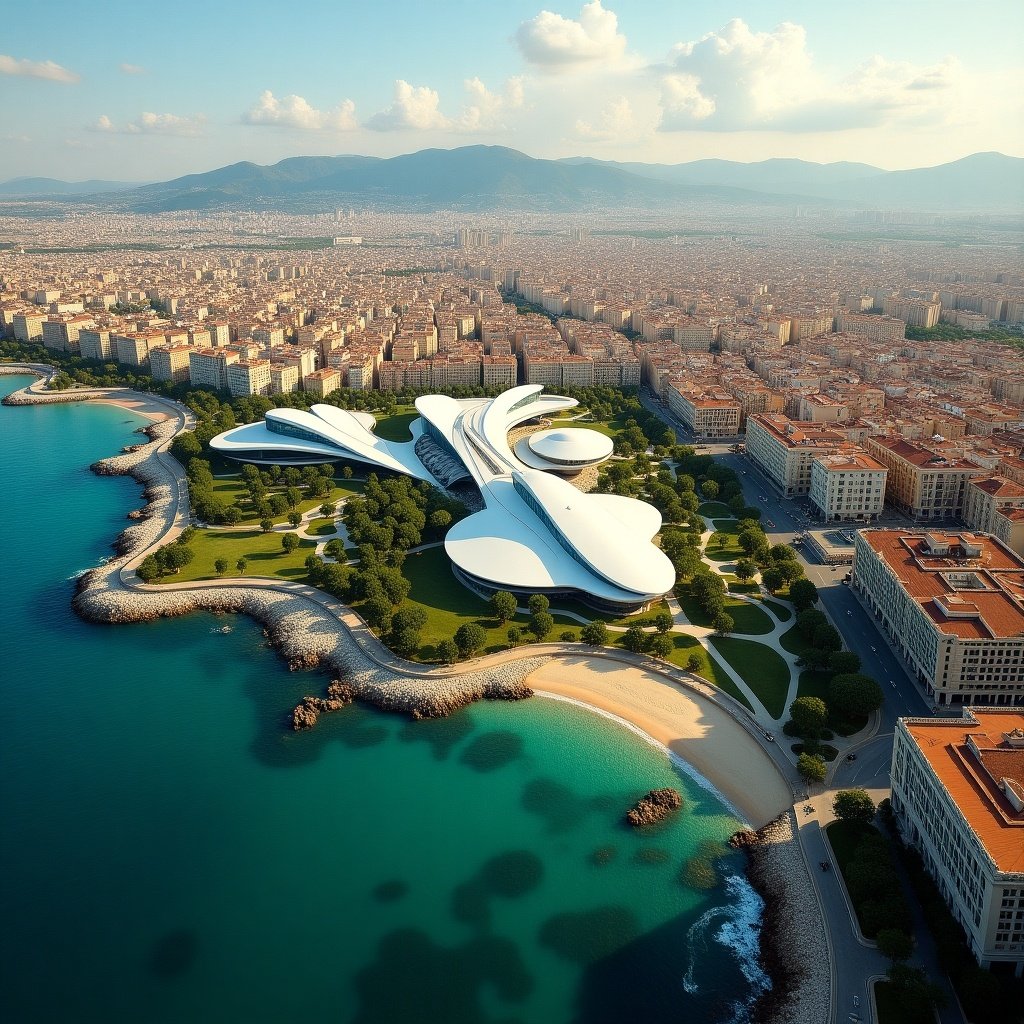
846,610,852,615
870,646,876,653
841,579,849,585
765,520,775,528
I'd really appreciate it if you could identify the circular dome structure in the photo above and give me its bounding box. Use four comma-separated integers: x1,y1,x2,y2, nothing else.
525,428,614,473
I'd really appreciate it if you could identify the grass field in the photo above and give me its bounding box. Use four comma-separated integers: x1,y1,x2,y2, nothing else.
779,624,814,658
698,501,731,518
761,599,792,621
677,589,774,635
371,406,419,441
663,634,753,711
400,547,578,659
708,636,791,718
546,597,671,628
152,529,317,584
705,520,746,562
209,476,364,525
308,518,338,537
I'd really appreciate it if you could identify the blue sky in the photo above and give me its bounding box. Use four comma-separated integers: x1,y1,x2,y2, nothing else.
2,0,1021,180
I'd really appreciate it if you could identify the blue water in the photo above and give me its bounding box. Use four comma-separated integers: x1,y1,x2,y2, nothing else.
0,375,766,1023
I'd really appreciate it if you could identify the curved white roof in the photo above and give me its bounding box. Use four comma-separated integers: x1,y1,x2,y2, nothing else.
528,428,613,464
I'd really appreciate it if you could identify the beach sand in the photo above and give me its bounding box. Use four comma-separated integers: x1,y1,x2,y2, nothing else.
526,657,792,828
92,395,172,422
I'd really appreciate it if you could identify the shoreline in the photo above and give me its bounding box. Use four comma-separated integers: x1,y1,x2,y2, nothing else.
3,368,828,1023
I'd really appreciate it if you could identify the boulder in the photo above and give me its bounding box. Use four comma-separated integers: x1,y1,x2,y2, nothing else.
625,788,683,827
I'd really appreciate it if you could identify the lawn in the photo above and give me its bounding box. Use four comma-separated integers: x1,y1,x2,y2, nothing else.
664,634,753,711
400,547,578,660
698,501,732,518
708,636,791,718
677,588,774,635
546,597,672,628
308,518,338,537
761,598,792,621
705,520,745,562
209,476,364,525
151,529,317,584
372,406,419,441
779,624,814,658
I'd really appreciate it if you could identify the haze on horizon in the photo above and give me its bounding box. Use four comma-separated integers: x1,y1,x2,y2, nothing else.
2,0,1022,183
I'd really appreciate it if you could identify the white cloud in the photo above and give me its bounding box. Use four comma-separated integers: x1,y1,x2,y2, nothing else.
119,63,145,75
0,54,79,83
457,77,524,131
658,19,964,134
516,1,630,71
242,90,357,132
90,112,206,137
366,80,451,132
574,97,635,140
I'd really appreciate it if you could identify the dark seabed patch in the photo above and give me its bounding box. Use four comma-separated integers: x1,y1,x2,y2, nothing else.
372,880,409,903
632,847,671,866
148,928,198,979
458,730,524,772
521,778,589,833
538,907,639,965
351,928,532,1024
589,846,616,866
453,851,544,928
399,709,475,760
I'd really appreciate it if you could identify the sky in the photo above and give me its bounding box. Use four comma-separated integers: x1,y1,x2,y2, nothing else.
1,0,1022,182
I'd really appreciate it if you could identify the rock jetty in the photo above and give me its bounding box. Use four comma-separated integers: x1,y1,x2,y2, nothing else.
743,812,830,1024
625,788,683,827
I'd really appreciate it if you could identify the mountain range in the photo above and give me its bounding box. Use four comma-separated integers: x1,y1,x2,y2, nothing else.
1,147,1020,212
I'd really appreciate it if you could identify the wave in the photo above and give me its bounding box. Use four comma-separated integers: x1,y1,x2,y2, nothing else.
682,873,770,1024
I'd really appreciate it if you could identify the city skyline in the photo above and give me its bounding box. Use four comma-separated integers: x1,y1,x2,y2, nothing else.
3,0,1023,181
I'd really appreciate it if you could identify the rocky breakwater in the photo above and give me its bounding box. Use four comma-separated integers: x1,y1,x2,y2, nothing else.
292,680,356,730
732,812,830,1024
625,788,683,827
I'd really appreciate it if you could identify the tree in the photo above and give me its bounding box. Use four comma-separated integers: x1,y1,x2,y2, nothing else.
319,502,337,518
390,628,422,658
50,371,74,391
686,652,703,672
876,928,914,963
235,558,247,575
712,611,734,635
436,638,459,665
529,610,554,640
429,509,452,531
812,623,843,653
797,752,827,783
163,543,194,572
391,606,428,635
324,538,344,561
761,566,785,594
886,964,947,1018
580,621,608,646
734,557,757,582
789,578,819,611
789,696,828,737
832,788,876,824
490,590,518,623
285,486,302,509
700,479,720,499
281,532,300,553
829,650,862,675
136,554,160,582
649,634,673,659
653,610,674,633
454,622,486,658
214,558,229,575
622,624,649,653
287,511,303,528
528,594,550,615
341,465,354,480
507,626,522,646
364,597,393,632
830,673,885,716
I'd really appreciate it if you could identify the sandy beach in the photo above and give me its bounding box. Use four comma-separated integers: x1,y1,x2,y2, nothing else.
526,657,792,828
91,395,173,422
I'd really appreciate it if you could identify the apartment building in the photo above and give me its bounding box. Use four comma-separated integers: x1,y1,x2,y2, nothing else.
189,347,238,391
270,364,300,395
667,384,741,438
41,314,92,354
482,355,517,391
809,452,888,522
227,358,272,398
835,311,906,342
852,530,1024,706
149,344,192,384
964,477,1024,536
890,711,1023,976
12,311,45,342
113,330,163,369
745,414,847,496
865,436,985,521
78,327,112,362
304,367,341,398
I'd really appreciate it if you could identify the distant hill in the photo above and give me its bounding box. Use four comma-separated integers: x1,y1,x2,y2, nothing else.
5,148,1020,212
0,177,146,195
560,152,1023,211
122,146,786,213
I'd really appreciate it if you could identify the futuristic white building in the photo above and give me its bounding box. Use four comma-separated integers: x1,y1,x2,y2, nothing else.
210,386,675,611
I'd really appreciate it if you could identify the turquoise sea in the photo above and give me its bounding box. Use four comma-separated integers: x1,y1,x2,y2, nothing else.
0,375,767,1024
